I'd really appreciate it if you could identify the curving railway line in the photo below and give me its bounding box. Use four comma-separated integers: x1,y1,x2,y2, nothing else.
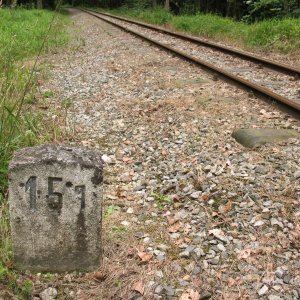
80,8,300,113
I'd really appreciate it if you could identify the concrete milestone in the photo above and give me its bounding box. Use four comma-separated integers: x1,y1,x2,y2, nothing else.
8,144,103,272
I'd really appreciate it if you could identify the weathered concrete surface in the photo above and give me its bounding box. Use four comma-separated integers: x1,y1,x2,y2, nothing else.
232,128,299,148
8,144,103,272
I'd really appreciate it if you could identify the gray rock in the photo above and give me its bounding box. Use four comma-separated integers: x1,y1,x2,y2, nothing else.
199,291,212,299
8,144,103,272
185,245,196,253
258,285,269,296
217,243,226,252
163,286,175,296
157,244,169,251
255,165,268,175
154,284,163,294
283,274,291,284
179,280,189,287
179,250,190,258
192,247,205,258
39,287,58,300
294,170,300,179
275,268,284,279
268,295,281,300
232,128,299,148
208,256,220,265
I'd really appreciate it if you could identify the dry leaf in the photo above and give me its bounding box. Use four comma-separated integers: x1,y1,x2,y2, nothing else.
132,281,145,295
137,251,153,263
179,289,200,300
161,149,168,156
201,192,210,201
94,271,107,282
126,195,136,201
184,237,191,243
174,239,183,245
6,260,13,269
167,216,179,225
127,248,135,257
168,222,181,233
237,248,252,260
218,201,232,214
122,157,133,164
228,277,236,287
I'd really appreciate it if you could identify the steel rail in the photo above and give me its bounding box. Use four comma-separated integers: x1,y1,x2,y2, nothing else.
85,8,300,77
81,9,300,112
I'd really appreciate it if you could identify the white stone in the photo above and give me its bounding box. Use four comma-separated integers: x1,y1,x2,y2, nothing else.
121,220,130,226
40,287,58,300
258,285,269,296
217,243,226,252
126,207,134,214
254,220,265,227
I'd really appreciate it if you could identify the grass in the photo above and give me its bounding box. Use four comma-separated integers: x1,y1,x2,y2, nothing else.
0,7,69,298
98,7,300,53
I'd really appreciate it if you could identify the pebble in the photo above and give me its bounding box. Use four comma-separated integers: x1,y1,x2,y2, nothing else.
294,170,300,178
208,256,220,265
275,268,284,279
258,285,269,296
162,286,175,296
154,285,163,294
179,251,190,258
193,247,205,258
255,165,268,174
126,207,134,214
39,287,58,300
217,243,226,252
121,221,130,226
268,295,281,300
283,274,291,284
254,220,265,227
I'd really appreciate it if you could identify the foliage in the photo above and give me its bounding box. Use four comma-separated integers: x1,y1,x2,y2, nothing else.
107,7,300,53
151,192,173,209
0,8,69,297
109,6,172,24
0,8,69,199
91,0,300,21
244,0,300,21
0,264,33,299
245,17,300,51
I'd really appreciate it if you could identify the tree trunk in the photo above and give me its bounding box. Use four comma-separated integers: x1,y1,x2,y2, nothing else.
37,0,42,9
283,0,289,14
153,0,157,7
165,0,169,10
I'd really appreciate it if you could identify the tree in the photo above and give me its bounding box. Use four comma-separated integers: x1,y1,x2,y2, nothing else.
165,0,169,10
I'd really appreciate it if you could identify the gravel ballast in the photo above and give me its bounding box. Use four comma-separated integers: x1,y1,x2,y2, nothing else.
38,9,300,300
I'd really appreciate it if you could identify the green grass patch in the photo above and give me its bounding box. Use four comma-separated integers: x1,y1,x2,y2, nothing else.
98,7,300,53
0,9,68,59
0,7,69,298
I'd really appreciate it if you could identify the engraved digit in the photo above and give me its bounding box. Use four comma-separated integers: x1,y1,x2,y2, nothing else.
25,176,37,211
75,185,85,211
47,177,63,211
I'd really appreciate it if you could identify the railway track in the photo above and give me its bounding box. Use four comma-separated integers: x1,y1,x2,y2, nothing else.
81,8,300,113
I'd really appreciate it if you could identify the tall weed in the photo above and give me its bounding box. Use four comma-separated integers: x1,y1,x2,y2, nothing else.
0,8,69,296
0,8,68,197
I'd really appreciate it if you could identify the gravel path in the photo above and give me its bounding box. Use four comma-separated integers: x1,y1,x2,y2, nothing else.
40,9,300,300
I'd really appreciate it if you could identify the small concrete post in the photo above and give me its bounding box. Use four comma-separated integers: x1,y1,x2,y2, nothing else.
8,144,103,272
